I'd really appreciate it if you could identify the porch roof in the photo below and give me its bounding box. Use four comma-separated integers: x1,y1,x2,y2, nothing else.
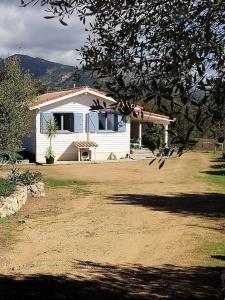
130,110,175,124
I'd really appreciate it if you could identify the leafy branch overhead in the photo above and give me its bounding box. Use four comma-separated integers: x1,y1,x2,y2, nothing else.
21,0,225,150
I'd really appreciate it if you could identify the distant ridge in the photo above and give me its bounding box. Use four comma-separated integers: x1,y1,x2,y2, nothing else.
0,54,94,89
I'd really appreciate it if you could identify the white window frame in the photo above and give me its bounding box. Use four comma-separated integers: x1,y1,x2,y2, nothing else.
98,113,115,132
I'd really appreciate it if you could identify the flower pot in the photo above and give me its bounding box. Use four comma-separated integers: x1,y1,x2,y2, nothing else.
46,156,54,164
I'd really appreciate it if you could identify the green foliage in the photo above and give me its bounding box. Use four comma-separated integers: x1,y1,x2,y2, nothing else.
0,178,16,197
22,0,225,151
45,117,58,159
0,56,36,160
46,147,56,159
34,80,48,95
142,124,164,150
130,143,140,150
8,169,42,186
46,118,58,139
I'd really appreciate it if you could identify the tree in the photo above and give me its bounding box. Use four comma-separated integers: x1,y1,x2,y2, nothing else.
0,57,36,160
21,0,225,152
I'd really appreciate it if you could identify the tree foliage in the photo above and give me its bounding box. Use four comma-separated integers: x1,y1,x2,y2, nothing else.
0,57,36,159
21,0,225,151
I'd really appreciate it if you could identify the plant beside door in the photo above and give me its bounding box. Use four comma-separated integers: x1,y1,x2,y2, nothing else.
45,117,58,164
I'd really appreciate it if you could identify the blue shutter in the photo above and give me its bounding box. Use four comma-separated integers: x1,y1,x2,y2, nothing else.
117,113,127,132
74,113,83,133
40,112,53,133
88,112,98,132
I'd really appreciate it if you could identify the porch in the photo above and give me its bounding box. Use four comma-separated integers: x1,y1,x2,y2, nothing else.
130,110,173,150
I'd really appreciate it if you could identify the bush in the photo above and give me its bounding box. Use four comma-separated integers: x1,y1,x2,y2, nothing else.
0,178,16,197
8,170,42,186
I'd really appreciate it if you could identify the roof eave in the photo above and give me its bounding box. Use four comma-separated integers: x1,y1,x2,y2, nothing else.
30,88,116,110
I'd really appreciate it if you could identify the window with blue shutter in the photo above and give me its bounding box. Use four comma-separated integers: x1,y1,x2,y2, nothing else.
40,112,53,133
52,113,74,132
116,113,127,132
74,113,83,133
107,113,115,131
88,112,98,132
98,112,115,131
99,113,107,130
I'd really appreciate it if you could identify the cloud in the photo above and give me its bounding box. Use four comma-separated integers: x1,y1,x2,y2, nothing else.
0,0,87,65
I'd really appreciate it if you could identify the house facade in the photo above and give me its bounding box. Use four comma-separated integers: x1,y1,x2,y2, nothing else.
24,86,172,163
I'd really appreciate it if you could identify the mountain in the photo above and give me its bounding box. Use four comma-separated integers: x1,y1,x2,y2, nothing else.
0,54,94,89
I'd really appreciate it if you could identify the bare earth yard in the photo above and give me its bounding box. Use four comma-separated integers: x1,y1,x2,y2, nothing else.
0,152,224,299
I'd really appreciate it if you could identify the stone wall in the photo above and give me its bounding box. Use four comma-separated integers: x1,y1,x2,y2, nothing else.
27,182,45,198
0,182,45,218
0,186,28,218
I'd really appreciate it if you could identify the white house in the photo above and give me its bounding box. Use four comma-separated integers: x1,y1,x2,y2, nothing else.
24,86,173,163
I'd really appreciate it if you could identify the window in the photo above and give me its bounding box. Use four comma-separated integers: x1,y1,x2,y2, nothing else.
53,113,74,132
98,113,115,131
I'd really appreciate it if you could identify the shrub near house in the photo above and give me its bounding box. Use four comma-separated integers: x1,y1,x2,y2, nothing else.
0,178,16,197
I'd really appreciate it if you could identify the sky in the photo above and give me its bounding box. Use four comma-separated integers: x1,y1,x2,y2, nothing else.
0,0,87,66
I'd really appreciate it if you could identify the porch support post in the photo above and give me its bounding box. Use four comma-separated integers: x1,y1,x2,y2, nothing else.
164,123,169,147
139,122,142,149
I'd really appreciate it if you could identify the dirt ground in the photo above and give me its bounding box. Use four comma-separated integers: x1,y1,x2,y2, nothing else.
0,152,224,299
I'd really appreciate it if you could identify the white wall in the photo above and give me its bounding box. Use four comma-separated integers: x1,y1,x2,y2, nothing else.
34,93,130,162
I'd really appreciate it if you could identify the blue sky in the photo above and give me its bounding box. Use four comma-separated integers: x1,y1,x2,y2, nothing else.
0,0,87,65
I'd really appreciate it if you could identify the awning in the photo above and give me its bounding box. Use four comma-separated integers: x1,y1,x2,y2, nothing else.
73,141,98,148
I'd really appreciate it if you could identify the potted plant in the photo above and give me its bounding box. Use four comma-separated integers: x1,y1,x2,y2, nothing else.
45,117,58,164
46,147,55,164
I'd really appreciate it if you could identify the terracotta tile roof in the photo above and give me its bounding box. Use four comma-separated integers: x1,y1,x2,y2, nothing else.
73,141,98,148
30,86,172,121
143,111,170,119
133,106,170,119
30,86,107,108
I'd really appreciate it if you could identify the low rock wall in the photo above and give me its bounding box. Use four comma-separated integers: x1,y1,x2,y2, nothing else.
27,182,45,198
0,182,45,218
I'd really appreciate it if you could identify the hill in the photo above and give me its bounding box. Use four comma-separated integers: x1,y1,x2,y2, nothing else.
0,54,94,89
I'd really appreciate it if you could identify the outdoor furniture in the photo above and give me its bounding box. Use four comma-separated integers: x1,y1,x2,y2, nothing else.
157,147,171,158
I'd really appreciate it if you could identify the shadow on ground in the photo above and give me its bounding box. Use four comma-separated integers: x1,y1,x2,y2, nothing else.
203,170,225,176
201,159,225,176
0,261,222,299
210,164,225,170
108,193,225,218
211,255,225,261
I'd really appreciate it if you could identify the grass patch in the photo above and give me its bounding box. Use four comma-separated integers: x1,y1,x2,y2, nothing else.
200,242,225,266
208,174,225,186
205,162,225,186
44,178,92,198
202,242,225,254
195,154,225,187
45,178,87,188
0,178,16,197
